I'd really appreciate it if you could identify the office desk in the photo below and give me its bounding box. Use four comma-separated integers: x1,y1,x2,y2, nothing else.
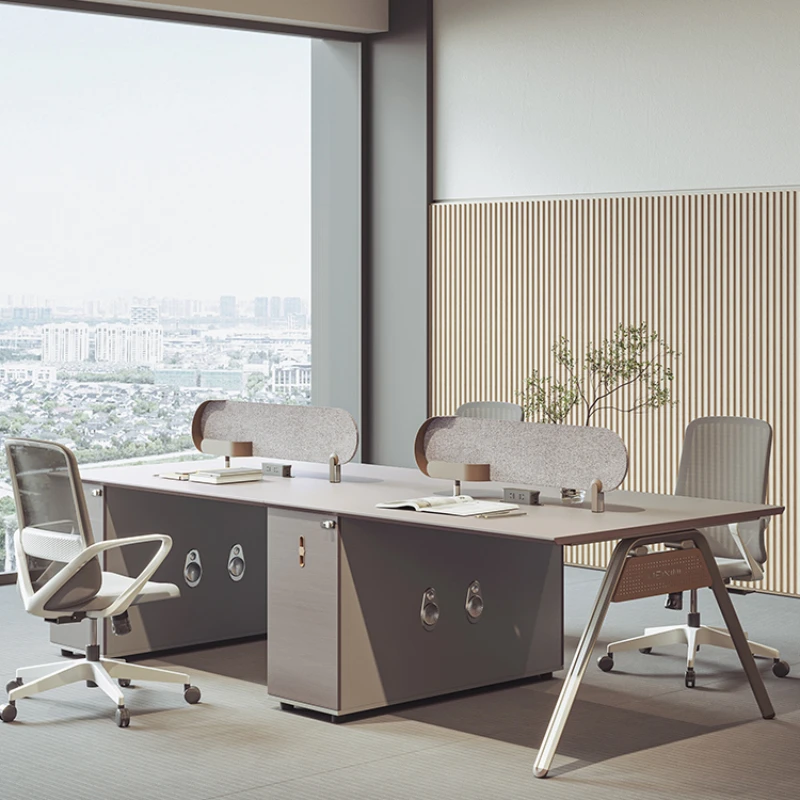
72,458,782,778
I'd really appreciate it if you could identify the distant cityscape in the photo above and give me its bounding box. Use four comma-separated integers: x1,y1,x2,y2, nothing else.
0,293,312,571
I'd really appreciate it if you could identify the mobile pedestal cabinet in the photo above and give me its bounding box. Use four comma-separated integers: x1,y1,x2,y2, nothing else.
267,508,563,718
51,482,267,658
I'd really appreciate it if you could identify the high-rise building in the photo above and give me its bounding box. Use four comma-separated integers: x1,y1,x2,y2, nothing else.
41,323,90,363
272,359,311,392
283,297,303,317
255,296,270,319
95,323,129,363
220,296,237,319
129,325,164,364
130,305,160,325
159,297,196,319
269,296,282,320
7,306,52,323
95,323,163,364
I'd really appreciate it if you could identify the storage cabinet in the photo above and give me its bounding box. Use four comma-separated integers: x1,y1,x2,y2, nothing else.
267,510,563,717
267,507,339,710
52,485,267,658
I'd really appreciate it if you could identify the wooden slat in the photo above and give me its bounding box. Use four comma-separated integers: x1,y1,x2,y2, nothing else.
430,191,799,596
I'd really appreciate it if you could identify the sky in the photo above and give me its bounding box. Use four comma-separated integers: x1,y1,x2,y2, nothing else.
0,3,311,302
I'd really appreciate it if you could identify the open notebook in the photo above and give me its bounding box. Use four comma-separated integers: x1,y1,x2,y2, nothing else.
375,495,518,517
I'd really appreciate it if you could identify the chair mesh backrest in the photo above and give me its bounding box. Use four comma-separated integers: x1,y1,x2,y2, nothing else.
675,417,772,564
455,401,525,422
5,438,102,611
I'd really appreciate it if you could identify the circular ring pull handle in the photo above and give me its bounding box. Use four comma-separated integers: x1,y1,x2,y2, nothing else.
465,580,484,622
420,587,440,631
228,543,245,582
184,549,202,588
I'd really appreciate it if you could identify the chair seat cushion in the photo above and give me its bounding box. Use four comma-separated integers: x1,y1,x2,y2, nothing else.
78,572,180,615
715,557,753,581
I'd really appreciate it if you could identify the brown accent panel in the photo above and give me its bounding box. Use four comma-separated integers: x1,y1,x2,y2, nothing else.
430,191,798,596
612,549,712,603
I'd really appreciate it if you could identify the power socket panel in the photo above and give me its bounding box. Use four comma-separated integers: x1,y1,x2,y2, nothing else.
503,487,540,505
262,463,293,478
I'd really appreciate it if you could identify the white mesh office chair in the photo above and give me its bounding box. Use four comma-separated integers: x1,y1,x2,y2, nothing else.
455,401,524,421
1,438,201,727
597,416,790,687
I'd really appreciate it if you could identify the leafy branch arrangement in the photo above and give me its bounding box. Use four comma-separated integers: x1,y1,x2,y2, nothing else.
520,323,679,425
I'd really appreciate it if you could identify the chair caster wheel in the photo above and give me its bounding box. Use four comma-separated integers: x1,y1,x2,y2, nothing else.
772,659,790,678
184,685,201,704
685,668,696,688
115,707,130,728
0,703,17,723
597,655,614,672
638,647,652,654
118,679,131,688
280,702,295,711
5,678,22,694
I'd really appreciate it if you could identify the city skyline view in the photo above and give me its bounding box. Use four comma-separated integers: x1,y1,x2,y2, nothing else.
0,3,314,572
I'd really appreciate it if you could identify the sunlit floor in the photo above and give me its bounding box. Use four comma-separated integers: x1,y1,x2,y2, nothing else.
1,567,799,800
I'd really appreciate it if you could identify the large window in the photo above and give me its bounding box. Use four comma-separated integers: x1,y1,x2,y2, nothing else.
0,4,312,573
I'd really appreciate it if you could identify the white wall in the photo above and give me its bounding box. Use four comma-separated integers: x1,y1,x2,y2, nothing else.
84,0,388,32
434,0,800,201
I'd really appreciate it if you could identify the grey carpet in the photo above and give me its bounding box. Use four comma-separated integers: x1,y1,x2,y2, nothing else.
1,566,798,800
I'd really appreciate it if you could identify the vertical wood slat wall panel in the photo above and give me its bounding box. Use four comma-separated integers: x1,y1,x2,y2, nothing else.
430,191,798,597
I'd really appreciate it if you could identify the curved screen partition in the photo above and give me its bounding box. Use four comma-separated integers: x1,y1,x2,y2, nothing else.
192,401,359,479
414,416,628,509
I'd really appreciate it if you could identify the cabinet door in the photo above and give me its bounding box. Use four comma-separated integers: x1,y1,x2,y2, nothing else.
267,508,339,711
103,487,267,655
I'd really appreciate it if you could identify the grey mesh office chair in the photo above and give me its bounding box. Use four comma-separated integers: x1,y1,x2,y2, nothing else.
598,416,790,687
455,401,524,421
1,438,201,727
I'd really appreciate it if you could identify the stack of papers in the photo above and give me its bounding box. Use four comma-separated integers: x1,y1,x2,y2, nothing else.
188,467,263,485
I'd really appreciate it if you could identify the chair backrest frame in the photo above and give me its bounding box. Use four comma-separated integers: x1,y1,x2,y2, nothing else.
675,416,772,565
5,438,102,612
455,401,525,422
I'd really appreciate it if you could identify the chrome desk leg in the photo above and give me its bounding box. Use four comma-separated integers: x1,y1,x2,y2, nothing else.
689,532,775,720
533,537,631,778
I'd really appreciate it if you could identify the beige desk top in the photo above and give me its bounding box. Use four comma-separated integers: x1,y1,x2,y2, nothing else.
81,458,784,548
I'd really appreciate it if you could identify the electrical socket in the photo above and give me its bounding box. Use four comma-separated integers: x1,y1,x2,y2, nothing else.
262,463,292,478
503,487,540,505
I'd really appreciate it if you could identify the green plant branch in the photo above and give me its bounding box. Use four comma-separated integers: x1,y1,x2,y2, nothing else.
520,323,679,426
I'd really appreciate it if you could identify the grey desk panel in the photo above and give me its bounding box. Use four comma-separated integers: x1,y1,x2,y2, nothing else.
96,488,266,657
337,517,563,714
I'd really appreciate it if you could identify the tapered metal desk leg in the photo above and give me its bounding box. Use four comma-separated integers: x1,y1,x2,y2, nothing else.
533,530,775,779
691,534,774,719
533,538,631,778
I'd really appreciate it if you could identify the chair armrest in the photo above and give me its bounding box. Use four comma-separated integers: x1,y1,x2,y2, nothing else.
18,533,171,618
83,534,173,618
727,523,764,582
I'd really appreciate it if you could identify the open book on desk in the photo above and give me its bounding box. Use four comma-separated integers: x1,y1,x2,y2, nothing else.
375,495,519,517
